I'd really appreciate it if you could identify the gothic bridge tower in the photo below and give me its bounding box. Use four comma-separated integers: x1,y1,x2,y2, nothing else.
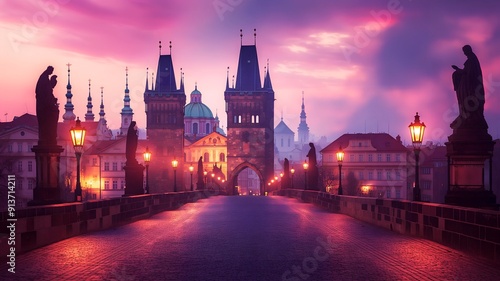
144,42,186,193
224,35,275,195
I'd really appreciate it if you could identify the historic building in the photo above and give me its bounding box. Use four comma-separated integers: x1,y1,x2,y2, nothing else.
144,45,186,193
297,92,309,147
184,84,222,141
224,41,275,195
321,133,409,199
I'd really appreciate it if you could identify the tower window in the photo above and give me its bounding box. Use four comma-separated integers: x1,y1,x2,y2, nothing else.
206,123,210,134
193,123,198,134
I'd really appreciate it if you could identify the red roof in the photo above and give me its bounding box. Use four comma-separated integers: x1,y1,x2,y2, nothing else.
321,133,406,153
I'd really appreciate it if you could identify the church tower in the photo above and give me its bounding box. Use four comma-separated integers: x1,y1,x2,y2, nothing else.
224,30,275,195
120,67,134,136
144,41,186,193
297,91,310,146
62,63,76,123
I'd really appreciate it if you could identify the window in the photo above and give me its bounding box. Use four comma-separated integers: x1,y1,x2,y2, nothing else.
251,115,255,123
386,171,392,180
256,115,260,123
112,180,118,189
368,154,373,162
359,171,364,180
193,123,198,135
358,154,363,162
104,162,110,171
238,115,242,123
93,158,98,166
395,189,401,199
18,179,23,190
112,162,118,171
121,180,125,189
422,167,431,174
386,189,391,198
204,152,210,162
386,154,391,162
377,171,382,180
104,180,110,189
28,161,33,172
396,171,401,180
396,154,401,162
28,179,34,190
281,138,283,147
377,154,382,162
18,143,22,152
422,180,431,190
368,171,373,180
8,144,13,153
206,123,210,134
350,154,355,162
288,138,291,147
219,153,225,162
17,161,22,172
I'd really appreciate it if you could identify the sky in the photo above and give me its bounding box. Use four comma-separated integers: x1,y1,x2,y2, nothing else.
1,0,500,145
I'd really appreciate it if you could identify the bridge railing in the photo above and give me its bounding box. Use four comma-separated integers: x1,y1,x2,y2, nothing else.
278,189,500,261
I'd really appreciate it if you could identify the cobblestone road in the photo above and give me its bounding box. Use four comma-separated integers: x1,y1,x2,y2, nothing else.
2,196,500,280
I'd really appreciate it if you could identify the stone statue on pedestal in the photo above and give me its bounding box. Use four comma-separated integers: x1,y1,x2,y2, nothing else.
35,66,59,145
306,143,319,190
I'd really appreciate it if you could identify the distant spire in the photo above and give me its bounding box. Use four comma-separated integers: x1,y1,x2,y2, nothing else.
263,59,273,89
232,75,235,88
281,109,283,121
159,41,162,56
85,78,95,121
240,29,243,45
226,67,230,90
145,67,149,91
62,63,76,122
298,91,310,145
121,67,133,135
99,86,105,120
254,28,257,45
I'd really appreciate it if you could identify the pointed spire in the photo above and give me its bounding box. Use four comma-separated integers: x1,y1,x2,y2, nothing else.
159,41,162,56
240,29,243,45
263,59,273,89
99,86,105,120
298,90,310,145
232,75,235,88
254,28,257,45
180,68,184,91
62,63,76,122
85,78,95,121
145,67,149,91
121,67,133,135
226,67,230,90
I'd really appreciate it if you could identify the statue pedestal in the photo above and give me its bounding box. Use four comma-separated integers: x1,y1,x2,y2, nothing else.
123,162,145,196
29,144,64,206
445,130,497,208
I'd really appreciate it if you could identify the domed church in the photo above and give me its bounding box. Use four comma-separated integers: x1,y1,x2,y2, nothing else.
184,84,224,141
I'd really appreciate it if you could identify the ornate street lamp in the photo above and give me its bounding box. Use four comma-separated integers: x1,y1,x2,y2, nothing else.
290,168,295,189
409,112,426,202
336,146,345,195
189,165,194,191
303,160,309,190
172,159,178,192
204,170,208,185
143,147,151,194
70,117,86,202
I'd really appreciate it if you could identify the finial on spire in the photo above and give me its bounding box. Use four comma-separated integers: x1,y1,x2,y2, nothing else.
254,28,257,45
125,66,129,89
151,72,155,91
281,109,283,121
66,63,72,87
240,29,243,45
88,79,91,92
169,41,172,54
232,75,235,88
145,67,149,91
159,41,162,56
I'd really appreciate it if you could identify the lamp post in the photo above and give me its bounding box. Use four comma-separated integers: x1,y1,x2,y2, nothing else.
189,165,194,191
204,170,208,185
172,159,178,192
143,147,151,194
409,112,426,202
290,168,295,189
336,146,345,195
70,117,86,202
303,160,309,190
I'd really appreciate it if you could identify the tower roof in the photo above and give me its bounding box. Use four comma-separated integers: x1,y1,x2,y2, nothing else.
155,55,178,92
235,45,262,91
275,120,294,135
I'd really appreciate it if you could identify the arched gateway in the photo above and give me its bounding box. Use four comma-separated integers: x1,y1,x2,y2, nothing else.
224,39,275,195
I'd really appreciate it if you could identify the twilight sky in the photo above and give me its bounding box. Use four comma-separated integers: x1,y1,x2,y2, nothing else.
1,0,499,145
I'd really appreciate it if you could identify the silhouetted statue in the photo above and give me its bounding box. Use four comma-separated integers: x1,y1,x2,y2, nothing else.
126,121,138,165
451,45,488,130
35,66,59,145
282,158,290,190
306,143,319,190
197,156,204,190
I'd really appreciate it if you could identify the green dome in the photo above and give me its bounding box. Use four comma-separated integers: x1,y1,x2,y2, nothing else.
185,102,214,118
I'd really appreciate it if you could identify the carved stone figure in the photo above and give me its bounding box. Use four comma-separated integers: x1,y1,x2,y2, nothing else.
35,66,59,145
197,156,204,190
451,45,488,130
306,142,319,190
126,121,138,165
